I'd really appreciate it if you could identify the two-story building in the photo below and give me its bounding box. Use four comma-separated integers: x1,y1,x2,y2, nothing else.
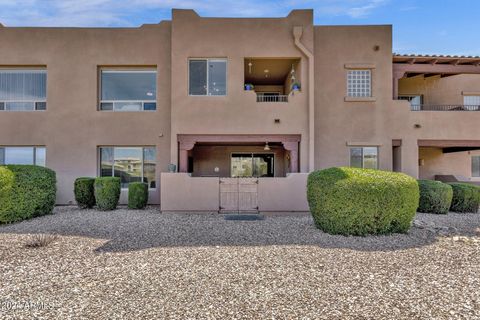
0,9,479,212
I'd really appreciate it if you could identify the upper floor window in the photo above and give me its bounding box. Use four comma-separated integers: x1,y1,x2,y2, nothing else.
99,146,156,188
99,70,156,111
0,69,46,111
189,59,227,96
350,147,378,169
472,156,480,177
347,69,371,97
0,146,46,166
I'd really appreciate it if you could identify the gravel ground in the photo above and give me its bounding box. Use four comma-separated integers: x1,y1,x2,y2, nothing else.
0,207,479,320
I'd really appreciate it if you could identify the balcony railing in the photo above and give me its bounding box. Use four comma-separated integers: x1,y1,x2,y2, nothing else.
410,104,480,111
256,94,288,103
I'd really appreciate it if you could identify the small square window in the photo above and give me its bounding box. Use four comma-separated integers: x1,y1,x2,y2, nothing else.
347,69,372,97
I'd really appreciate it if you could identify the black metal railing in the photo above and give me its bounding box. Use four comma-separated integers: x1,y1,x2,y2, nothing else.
410,104,480,111
256,94,288,103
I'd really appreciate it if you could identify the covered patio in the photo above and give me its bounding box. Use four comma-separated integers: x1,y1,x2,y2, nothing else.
178,134,301,177
417,140,480,184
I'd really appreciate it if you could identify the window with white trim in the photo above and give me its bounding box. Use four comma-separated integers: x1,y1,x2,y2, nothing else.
99,70,157,111
472,156,480,177
189,59,227,96
0,70,47,111
350,147,378,169
99,147,156,188
347,69,371,97
0,147,46,166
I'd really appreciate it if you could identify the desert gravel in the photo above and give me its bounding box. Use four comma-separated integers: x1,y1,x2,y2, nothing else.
0,207,479,319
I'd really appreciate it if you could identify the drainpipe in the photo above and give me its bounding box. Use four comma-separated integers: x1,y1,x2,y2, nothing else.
293,26,315,172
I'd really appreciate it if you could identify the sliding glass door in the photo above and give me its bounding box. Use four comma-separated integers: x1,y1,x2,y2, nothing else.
231,153,274,177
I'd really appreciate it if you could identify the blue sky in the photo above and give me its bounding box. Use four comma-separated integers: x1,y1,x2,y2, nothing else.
0,0,479,56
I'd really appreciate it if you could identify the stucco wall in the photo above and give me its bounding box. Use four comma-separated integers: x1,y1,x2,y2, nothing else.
0,23,172,204
313,25,397,172
258,173,309,212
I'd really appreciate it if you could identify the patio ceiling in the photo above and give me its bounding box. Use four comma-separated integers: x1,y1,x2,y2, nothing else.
244,58,299,85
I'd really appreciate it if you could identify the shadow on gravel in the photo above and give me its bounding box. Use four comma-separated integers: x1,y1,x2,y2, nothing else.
0,207,478,253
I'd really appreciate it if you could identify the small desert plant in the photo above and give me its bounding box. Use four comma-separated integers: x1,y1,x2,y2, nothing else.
128,182,149,209
417,180,453,214
25,234,59,248
94,177,121,210
74,177,96,209
448,183,480,213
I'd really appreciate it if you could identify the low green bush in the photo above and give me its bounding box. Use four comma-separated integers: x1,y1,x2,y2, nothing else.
417,180,453,214
94,177,121,211
74,177,96,209
0,165,56,224
448,183,480,213
307,167,419,236
128,182,148,209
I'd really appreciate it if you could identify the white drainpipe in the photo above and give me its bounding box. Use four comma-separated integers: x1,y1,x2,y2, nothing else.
293,26,315,172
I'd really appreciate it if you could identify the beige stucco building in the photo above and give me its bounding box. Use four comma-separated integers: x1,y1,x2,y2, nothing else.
1,9,479,211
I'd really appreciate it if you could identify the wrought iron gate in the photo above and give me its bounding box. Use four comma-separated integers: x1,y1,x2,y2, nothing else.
219,177,258,213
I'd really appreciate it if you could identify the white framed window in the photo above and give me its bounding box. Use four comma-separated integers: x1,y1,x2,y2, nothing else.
472,156,480,177
347,69,371,97
0,146,46,166
350,147,378,169
0,69,47,111
189,59,227,96
99,70,157,111
99,146,156,189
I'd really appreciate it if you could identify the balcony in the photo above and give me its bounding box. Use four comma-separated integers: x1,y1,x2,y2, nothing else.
244,57,301,103
410,104,480,111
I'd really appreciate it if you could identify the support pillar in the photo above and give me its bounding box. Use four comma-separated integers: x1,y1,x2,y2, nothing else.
393,70,406,99
178,141,195,173
283,141,299,173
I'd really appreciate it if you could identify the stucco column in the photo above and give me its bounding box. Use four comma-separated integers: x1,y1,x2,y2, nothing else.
392,70,405,99
401,138,419,178
178,141,195,173
283,141,299,173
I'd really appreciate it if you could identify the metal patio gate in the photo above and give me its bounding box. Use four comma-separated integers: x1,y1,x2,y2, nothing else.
219,177,258,213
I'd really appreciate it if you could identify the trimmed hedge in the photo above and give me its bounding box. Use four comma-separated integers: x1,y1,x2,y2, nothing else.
448,183,480,213
0,165,56,224
128,182,148,209
307,167,419,236
417,180,453,214
94,177,121,211
74,177,96,209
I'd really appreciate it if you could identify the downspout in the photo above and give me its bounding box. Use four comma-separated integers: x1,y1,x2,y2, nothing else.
293,26,315,172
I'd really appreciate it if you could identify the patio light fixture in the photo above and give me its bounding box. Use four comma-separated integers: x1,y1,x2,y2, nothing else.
264,142,271,151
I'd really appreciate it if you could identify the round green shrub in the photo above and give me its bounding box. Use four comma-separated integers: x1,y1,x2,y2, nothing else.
448,183,480,213
74,177,96,209
94,177,121,211
307,167,419,236
0,165,57,224
417,180,453,214
128,182,149,209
